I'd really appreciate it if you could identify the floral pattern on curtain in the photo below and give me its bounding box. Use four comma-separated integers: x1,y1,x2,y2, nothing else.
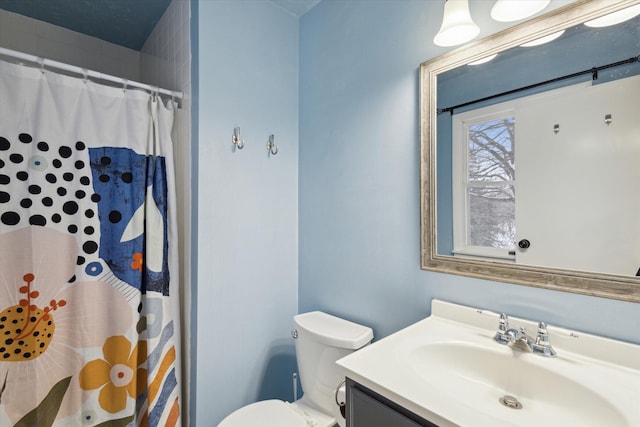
0,59,182,426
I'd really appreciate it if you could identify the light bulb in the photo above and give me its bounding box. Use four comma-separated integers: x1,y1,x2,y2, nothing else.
520,30,564,47
585,5,640,28
433,0,480,47
468,54,498,65
491,0,550,22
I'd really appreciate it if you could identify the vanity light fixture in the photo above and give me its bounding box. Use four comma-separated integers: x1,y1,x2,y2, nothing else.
490,0,550,22
584,4,640,27
468,54,498,65
433,0,480,47
520,30,565,47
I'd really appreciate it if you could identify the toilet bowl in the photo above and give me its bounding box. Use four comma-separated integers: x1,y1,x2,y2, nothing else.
218,311,373,427
218,399,336,427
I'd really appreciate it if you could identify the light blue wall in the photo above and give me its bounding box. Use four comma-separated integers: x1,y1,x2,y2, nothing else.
195,1,299,424
192,0,640,424
298,0,640,346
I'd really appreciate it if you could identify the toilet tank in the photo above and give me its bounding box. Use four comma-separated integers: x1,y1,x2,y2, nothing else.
293,311,373,416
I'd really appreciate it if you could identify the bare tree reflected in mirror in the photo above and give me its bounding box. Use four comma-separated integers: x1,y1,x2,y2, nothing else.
466,117,515,250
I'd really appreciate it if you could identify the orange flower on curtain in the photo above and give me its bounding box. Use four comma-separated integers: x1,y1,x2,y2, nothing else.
0,226,133,424
131,252,143,272
79,335,148,413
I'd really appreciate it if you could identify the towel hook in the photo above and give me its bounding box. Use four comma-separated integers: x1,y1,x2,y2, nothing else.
232,127,245,150
267,134,278,156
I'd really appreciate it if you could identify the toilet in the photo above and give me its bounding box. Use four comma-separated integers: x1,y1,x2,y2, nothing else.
218,311,373,427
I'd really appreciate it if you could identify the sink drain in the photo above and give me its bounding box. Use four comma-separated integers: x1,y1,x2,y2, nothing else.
499,395,523,410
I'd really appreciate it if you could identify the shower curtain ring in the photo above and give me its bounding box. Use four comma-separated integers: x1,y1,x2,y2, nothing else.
36,57,45,74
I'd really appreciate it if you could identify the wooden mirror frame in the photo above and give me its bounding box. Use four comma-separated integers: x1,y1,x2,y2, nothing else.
420,0,640,303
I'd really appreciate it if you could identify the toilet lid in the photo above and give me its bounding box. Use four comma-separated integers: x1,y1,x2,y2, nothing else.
218,400,310,427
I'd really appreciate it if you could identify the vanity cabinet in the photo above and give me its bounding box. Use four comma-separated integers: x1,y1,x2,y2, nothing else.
345,378,438,427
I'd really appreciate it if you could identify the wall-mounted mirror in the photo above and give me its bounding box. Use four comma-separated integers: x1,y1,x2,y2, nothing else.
421,0,640,302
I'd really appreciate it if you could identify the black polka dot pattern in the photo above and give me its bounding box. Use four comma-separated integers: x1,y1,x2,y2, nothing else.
1,132,170,293
63,201,78,215
0,137,10,150
59,146,72,158
83,241,98,254
1,212,20,225
109,211,122,223
0,133,102,265
29,215,46,226
10,154,23,163
19,133,33,143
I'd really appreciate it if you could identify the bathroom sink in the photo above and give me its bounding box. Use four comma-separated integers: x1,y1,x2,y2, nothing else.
407,342,627,426
337,300,640,427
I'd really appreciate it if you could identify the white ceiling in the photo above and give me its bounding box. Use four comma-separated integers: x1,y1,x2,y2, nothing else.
270,0,321,16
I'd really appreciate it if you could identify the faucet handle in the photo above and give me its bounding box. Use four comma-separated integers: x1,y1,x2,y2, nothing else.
535,322,549,343
494,313,511,345
498,313,509,332
532,321,557,357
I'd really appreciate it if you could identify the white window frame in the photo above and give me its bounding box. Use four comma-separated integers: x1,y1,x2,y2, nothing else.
452,105,516,261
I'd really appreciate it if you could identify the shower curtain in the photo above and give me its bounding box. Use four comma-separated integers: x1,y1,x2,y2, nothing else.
0,59,182,426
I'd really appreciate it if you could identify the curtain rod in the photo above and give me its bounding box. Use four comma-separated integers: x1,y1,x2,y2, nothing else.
438,55,639,115
0,46,183,101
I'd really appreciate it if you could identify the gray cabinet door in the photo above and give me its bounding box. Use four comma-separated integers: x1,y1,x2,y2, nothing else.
348,386,422,427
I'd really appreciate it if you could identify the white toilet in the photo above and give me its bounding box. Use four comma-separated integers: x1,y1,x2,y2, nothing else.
218,311,373,427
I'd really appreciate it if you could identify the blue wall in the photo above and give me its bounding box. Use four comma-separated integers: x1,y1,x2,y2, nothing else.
298,0,640,344
192,1,640,425
196,1,299,424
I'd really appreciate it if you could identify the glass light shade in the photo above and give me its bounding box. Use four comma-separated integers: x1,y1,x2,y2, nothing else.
584,5,640,27
468,54,498,65
433,0,480,47
520,30,564,47
491,0,550,22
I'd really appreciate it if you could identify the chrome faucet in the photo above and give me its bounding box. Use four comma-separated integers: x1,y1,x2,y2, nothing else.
494,313,556,357
532,321,557,357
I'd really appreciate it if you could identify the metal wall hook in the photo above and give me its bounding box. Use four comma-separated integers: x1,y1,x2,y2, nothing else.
232,127,245,150
604,114,612,126
553,124,560,134
267,134,278,156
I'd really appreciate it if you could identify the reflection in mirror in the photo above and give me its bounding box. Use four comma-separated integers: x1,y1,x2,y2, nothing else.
420,1,640,302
